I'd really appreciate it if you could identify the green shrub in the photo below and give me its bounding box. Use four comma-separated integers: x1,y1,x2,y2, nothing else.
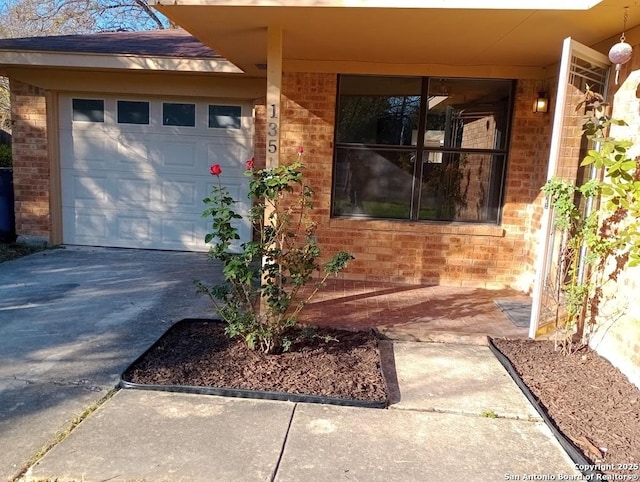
0,145,11,168
197,149,354,354
543,86,640,352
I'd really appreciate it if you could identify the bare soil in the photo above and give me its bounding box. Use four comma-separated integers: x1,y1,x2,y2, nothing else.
123,320,387,404
492,338,640,475
0,242,43,263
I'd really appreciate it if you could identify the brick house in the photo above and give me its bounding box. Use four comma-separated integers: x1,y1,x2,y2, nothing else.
0,1,639,387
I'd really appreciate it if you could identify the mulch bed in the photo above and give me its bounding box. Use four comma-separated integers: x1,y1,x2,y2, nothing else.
123,321,640,474
492,338,640,474
123,320,387,404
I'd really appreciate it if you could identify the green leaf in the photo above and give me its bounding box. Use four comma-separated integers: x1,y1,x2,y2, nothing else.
580,156,596,166
600,186,614,197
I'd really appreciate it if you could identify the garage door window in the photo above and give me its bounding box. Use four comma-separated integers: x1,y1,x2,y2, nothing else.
163,103,196,127
209,105,241,129
72,99,104,123
117,101,150,125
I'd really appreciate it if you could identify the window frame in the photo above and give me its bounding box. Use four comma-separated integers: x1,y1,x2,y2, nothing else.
71,98,105,123
117,100,150,125
331,75,515,225
162,102,196,127
208,104,242,129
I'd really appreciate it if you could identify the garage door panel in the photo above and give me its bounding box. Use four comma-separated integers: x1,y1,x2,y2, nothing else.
160,180,198,209
60,94,253,251
68,133,117,168
161,218,198,247
152,141,198,169
117,134,149,165
65,206,246,252
116,178,153,206
206,139,251,169
117,216,151,242
61,172,109,208
74,212,108,239
205,179,249,215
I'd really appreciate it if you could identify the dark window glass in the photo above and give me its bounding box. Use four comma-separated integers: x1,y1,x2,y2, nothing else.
117,101,150,125
336,76,421,146
332,75,513,223
208,105,241,129
162,103,195,127
72,99,104,122
418,152,506,222
426,78,511,150
333,147,414,220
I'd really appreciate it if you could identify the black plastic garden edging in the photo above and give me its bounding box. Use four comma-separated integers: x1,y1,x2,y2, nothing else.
119,318,388,409
487,338,603,479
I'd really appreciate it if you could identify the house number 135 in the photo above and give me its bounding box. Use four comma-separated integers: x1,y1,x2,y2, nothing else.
268,103,279,157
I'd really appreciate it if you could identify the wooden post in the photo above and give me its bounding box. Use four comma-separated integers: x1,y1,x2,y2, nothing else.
261,25,284,317
266,25,282,169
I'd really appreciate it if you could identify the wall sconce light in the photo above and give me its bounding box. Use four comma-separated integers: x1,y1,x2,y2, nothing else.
533,92,549,113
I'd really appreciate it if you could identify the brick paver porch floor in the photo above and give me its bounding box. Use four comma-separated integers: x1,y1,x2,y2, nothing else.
297,280,531,344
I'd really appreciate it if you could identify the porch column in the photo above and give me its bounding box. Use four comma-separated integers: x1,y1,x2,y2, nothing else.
266,25,282,169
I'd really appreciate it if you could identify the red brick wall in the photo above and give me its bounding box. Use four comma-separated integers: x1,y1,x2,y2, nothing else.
506,80,554,289
253,99,267,170
457,116,497,221
269,72,553,289
10,80,51,239
280,73,336,221
9,72,554,292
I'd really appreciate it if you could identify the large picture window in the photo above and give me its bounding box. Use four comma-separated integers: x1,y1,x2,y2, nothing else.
332,76,513,223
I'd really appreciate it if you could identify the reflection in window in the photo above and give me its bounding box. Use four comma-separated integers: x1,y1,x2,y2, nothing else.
426,78,510,151
337,76,421,146
72,99,104,123
419,152,506,222
332,75,513,223
209,105,241,129
117,101,150,125
333,147,414,220
163,103,195,127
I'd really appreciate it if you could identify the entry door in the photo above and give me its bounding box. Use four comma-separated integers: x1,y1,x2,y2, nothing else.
529,38,610,337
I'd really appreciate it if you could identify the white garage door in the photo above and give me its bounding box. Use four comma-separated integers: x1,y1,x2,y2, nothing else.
59,94,253,251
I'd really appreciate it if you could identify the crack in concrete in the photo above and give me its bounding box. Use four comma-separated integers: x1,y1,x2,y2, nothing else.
7,375,105,392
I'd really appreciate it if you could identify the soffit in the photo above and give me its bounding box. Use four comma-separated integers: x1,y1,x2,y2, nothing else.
151,1,640,77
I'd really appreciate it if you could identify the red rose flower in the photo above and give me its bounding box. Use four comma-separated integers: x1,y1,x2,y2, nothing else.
210,164,222,176
245,157,255,170
296,146,304,155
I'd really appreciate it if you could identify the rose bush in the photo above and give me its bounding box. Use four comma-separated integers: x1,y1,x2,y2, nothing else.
197,149,354,354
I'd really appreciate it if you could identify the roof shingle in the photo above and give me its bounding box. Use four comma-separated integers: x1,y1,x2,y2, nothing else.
0,29,219,59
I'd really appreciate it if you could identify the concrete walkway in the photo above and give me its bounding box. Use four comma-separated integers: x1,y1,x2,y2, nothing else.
24,342,579,481
0,247,580,481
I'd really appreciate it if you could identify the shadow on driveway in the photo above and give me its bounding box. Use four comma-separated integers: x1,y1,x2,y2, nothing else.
0,246,222,481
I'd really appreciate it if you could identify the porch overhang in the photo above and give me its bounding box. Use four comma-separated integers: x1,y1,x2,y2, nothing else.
150,0,638,79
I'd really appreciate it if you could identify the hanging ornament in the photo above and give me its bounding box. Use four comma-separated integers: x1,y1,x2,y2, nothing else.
609,8,633,85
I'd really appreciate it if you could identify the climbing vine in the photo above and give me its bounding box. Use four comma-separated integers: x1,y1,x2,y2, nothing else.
542,87,640,353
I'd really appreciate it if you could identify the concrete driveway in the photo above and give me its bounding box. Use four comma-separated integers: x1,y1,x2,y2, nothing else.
0,246,221,481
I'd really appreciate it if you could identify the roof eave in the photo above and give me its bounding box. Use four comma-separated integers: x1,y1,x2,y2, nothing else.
149,0,602,10
0,50,244,74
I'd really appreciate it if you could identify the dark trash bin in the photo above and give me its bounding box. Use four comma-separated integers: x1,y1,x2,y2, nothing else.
0,168,16,242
